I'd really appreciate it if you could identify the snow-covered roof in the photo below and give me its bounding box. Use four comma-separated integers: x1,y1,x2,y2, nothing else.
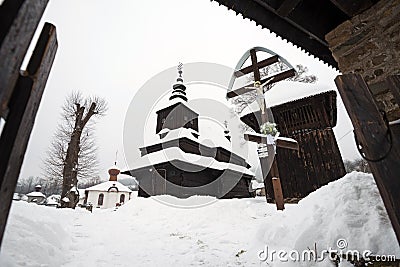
166,97,186,108
85,181,132,193
26,191,46,198
145,127,236,159
241,81,332,117
198,124,232,151
47,194,61,201
130,147,254,177
159,127,199,143
251,180,265,190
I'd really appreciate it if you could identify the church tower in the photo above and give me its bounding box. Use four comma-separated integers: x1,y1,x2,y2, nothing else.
125,63,255,199
155,63,199,135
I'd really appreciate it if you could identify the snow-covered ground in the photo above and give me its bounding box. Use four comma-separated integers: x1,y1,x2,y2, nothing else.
1,172,399,266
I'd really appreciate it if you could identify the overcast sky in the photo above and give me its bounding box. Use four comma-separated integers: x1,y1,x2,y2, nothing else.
13,0,359,181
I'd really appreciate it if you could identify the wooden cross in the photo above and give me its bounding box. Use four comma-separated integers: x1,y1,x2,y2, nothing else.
228,48,298,210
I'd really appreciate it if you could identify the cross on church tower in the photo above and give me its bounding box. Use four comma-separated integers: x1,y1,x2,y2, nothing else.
227,48,299,210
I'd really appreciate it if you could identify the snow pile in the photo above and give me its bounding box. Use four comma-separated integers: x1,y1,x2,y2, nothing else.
0,172,399,266
46,195,61,206
256,171,400,266
0,202,78,267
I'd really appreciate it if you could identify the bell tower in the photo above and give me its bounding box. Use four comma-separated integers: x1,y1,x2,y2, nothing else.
155,63,199,135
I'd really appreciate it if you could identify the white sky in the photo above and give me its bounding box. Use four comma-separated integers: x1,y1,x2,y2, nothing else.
16,0,359,181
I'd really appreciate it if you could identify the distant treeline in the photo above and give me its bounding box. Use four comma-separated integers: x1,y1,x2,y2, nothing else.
343,158,371,173
15,176,102,196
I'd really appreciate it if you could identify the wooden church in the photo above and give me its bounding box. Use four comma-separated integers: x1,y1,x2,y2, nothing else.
123,66,255,199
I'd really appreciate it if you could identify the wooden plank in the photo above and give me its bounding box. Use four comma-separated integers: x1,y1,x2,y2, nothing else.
260,146,275,203
234,55,279,77
0,23,57,248
276,0,302,17
227,69,295,98
0,0,49,118
262,68,296,86
276,137,299,151
244,133,263,143
329,0,376,17
0,0,25,44
249,49,261,82
386,75,400,107
335,74,400,246
271,164,284,210
226,86,257,99
0,77,33,187
244,133,298,150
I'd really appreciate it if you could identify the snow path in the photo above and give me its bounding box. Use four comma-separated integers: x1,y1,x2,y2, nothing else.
61,197,270,267
1,172,399,266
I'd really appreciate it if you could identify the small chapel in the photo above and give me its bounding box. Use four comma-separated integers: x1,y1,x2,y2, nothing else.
84,167,132,209
123,65,255,199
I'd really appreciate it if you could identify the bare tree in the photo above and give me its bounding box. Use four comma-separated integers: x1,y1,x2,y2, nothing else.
15,176,43,194
344,159,371,173
42,92,107,208
231,63,317,114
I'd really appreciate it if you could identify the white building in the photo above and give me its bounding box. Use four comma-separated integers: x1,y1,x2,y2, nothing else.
84,167,132,209
26,185,46,204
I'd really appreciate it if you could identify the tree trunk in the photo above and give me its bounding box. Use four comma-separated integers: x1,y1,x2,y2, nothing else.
60,102,97,209
60,105,84,208
60,130,81,208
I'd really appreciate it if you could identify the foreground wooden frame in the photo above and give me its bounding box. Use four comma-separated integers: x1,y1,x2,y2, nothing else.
0,0,57,248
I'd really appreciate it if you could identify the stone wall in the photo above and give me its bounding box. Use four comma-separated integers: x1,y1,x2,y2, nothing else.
325,0,400,120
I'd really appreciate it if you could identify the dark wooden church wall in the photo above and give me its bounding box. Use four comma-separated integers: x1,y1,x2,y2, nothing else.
133,161,254,199
221,175,253,199
156,103,199,134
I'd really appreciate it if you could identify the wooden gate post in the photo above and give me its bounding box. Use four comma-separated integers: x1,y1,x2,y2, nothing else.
271,158,284,210
335,74,400,245
0,23,57,248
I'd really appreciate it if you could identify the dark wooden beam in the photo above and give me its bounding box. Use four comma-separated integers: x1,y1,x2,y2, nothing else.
329,0,377,17
276,0,301,17
0,0,49,118
276,138,299,151
227,68,295,98
226,87,257,99
272,177,284,210
335,74,400,246
0,0,25,44
260,69,296,88
386,76,400,108
211,0,345,68
234,55,279,77
244,133,262,143
244,133,298,150
250,49,261,82
0,23,57,248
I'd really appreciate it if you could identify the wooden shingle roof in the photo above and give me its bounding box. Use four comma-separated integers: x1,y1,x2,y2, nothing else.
210,0,379,68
